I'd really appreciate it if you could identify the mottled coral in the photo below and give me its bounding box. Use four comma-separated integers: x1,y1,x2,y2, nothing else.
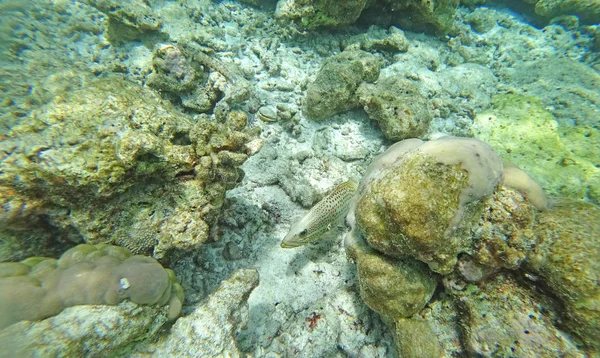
0,244,184,330
0,76,257,258
471,187,537,271
453,275,581,356
356,137,503,274
275,0,369,29
526,200,600,349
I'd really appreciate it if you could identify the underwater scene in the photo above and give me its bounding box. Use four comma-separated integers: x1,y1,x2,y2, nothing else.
0,0,599,356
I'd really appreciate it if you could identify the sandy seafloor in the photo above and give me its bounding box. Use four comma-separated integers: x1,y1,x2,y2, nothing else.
1,0,599,356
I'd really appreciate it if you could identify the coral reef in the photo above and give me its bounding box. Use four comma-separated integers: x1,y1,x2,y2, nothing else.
1,0,598,356
0,244,184,330
342,136,597,354
82,0,163,43
0,264,260,357
393,318,442,357
453,275,581,356
471,186,538,272
532,0,600,23
0,76,257,258
351,248,438,320
361,0,460,34
341,26,410,53
275,0,369,29
147,41,253,114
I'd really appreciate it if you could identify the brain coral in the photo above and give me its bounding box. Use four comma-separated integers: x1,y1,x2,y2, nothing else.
0,244,184,330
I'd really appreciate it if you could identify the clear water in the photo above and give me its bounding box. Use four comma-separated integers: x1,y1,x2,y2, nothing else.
0,0,598,357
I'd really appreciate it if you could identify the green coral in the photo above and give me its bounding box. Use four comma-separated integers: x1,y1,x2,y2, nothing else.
393,318,442,357
472,94,600,203
0,244,184,330
353,249,438,320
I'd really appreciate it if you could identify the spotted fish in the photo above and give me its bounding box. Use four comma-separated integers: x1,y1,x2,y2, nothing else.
281,180,358,248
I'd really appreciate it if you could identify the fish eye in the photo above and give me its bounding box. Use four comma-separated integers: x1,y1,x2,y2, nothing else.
299,229,308,236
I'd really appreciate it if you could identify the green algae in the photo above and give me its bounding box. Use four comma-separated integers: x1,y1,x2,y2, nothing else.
473,94,600,204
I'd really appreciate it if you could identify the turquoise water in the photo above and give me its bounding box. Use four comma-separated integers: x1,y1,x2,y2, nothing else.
0,0,598,356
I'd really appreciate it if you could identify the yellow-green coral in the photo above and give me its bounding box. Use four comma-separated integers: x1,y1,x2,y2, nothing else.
472,94,600,203
0,76,257,258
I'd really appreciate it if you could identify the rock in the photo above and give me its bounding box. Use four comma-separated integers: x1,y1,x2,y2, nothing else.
357,76,432,141
342,26,410,53
0,76,256,259
360,0,460,34
534,0,600,24
275,0,459,33
82,0,162,43
0,302,168,357
304,50,383,121
275,0,369,29
151,269,259,357
147,44,204,95
353,249,438,320
455,275,582,357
